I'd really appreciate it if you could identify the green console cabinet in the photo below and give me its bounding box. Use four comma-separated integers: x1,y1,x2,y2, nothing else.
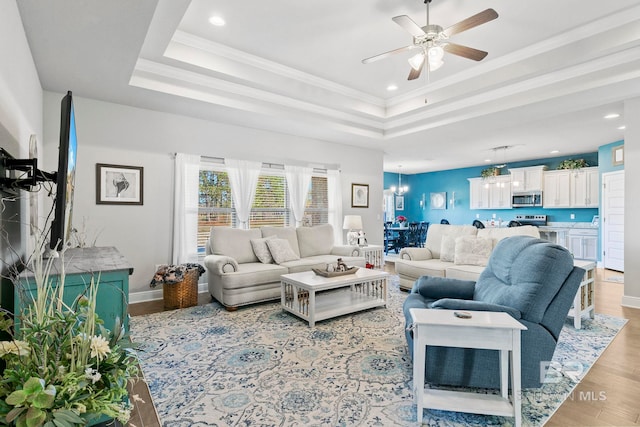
14,246,132,334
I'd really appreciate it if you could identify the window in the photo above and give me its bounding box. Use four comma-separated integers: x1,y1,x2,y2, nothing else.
197,162,328,253
198,167,232,250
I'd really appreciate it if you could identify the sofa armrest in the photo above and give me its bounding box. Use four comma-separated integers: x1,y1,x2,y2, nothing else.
204,255,239,274
399,247,433,261
413,275,476,300
331,245,361,257
430,299,522,320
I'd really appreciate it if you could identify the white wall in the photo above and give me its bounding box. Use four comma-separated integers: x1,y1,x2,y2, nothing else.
0,1,43,264
42,92,384,299
623,97,640,308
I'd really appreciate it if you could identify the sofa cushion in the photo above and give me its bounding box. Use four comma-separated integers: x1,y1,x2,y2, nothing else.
454,235,493,266
217,262,288,290
477,225,540,242
395,258,450,278
250,236,276,264
296,224,335,258
425,224,477,259
445,264,485,281
440,235,456,262
210,226,262,264
266,238,301,264
261,226,301,257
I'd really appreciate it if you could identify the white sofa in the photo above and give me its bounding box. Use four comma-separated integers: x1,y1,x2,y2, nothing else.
394,223,540,290
204,224,365,309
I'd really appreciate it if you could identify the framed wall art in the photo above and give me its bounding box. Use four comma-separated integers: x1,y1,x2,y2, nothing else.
351,183,369,208
96,163,144,205
430,192,446,210
395,195,404,211
612,145,624,166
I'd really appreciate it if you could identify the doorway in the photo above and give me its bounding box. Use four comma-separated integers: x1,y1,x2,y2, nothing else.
602,170,624,272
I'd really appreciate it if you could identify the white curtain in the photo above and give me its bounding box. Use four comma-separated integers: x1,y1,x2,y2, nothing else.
172,153,201,264
225,158,262,229
327,169,343,244
285,165,312,227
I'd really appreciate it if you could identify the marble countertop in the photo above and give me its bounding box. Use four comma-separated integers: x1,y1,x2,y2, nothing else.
539,222,598,231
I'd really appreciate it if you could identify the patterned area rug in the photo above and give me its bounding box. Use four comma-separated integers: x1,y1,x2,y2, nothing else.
130,277,626,426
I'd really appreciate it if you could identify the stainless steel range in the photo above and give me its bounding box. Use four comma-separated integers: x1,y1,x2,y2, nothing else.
514,214,547,227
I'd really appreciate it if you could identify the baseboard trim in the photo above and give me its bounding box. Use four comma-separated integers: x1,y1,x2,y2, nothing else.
621,295,640,309
129,283,209,304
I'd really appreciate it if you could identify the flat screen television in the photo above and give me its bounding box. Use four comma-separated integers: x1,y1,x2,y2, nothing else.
49,91,77,251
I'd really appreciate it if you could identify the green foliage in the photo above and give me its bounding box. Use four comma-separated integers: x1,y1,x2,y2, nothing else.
480,166,500,178
556,158,588,170
0,236,139,427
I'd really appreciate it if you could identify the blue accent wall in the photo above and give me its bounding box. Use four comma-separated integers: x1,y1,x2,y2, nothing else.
384,152,599,226
598,140,624,174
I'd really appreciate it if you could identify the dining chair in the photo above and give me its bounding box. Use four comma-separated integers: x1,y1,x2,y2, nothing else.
406,222,420,247
383,222,399,254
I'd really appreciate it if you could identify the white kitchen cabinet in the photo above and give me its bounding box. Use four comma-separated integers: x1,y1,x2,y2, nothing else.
571,167,599,208
468,177,491,209
568,228,598,261
543,170,571,208
468,176,511,209
490,175,512,208
509,166,546,192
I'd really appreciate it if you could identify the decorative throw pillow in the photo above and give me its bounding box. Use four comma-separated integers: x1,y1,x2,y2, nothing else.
250,236,275,264
266,238,300,264
440,235,456,262
454,235,493,266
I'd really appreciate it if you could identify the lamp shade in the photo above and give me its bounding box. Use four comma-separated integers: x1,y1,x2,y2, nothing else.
343,215,363,230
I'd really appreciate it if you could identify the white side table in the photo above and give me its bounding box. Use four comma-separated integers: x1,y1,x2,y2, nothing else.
569,260,596,329
359,245,384,268
409,309,527,426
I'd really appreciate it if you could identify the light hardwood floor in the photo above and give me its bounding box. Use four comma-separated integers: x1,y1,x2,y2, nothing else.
128,265,639,426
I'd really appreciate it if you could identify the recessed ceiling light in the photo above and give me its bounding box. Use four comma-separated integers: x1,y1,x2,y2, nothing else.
209,15,226,26
604,113,620,119
550,150,559,154
484,159,491,163
618,125,626,130
387,84,398,91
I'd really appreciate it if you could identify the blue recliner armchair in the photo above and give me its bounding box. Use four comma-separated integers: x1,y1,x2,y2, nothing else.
403,235,584,388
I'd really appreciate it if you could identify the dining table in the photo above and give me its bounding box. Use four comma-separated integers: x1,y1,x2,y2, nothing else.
388,226,409,248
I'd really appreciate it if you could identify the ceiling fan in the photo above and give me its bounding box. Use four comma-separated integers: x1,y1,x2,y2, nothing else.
362,0,498,80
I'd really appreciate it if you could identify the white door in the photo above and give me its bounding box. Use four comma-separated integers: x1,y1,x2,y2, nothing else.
602,171,624,272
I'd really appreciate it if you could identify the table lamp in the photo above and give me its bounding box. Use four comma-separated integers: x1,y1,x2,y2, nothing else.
343,215,363,246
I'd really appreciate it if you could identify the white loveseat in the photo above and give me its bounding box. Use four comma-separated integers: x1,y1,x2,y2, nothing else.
394,223,540,290
204,224,365,309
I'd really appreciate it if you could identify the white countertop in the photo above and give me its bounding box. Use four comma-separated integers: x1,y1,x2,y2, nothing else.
539,222,598,230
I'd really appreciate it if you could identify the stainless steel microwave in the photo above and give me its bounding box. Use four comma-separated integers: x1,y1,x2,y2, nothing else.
512,191,542,207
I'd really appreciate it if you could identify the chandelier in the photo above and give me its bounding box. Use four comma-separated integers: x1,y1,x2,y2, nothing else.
390,166,409,195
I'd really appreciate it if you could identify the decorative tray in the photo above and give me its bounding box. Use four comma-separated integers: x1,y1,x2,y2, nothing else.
311,266,358,277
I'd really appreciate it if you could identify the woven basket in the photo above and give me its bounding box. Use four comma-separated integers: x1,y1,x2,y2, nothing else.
163,268,199,310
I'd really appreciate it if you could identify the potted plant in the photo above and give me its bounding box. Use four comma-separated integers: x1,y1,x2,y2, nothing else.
480,166,500,179
0,235,139,427
557,158,588,170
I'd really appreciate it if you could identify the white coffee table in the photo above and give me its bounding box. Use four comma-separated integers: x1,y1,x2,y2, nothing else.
409,309,527,426
280,268,388,326
359,245,384,268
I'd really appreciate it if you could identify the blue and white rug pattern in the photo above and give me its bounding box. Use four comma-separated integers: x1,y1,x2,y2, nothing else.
130,277,626,426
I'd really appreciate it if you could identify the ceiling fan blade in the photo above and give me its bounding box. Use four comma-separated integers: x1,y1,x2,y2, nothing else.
442,8,498,38
443,43,488,61
408,60,424,80
392,15,426,38
362,45,414,64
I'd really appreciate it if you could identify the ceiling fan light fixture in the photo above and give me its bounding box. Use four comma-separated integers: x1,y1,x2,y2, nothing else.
428,45,444,61
408,52,425,71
